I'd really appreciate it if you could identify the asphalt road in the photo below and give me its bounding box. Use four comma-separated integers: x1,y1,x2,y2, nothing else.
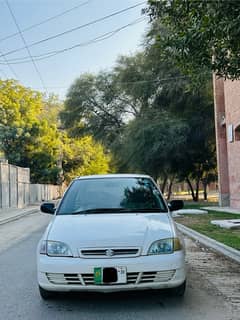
0,212,238,320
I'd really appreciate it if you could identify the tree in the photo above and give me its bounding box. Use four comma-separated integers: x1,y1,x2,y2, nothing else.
61,72,134,147
113,49,216,201
0,80,113,184
146,0,240,79
41,94,63,125
0,80,62,184
62,135,111,183
117,110,189,183
61,41,216,200
114,52,159,111
174,93,217,201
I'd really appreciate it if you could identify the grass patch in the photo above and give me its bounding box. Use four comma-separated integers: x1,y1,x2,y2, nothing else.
183,200,217,209
175,209,240,250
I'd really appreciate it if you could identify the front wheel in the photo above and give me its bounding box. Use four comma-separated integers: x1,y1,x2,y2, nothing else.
169,280,186,297
39,286,55,300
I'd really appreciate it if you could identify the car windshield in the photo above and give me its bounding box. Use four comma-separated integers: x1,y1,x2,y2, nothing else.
57,177,168,215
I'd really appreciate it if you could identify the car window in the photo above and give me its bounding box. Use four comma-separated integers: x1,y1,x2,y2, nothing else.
57,177,167,214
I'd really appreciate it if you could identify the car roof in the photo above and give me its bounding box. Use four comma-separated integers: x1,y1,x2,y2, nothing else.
74,173,152,180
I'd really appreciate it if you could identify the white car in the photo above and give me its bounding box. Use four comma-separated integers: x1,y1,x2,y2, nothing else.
37,174,186,299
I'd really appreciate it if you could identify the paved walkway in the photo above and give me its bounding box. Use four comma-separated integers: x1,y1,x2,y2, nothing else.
0,206,39,225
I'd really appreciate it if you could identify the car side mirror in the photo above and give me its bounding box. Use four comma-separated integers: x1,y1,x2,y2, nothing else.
168,200,184,212
40,202,56,214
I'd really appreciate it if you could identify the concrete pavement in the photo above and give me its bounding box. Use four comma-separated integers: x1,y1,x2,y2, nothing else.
0,206,39,225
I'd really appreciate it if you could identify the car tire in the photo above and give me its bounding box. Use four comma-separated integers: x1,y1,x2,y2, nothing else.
39,286,55,300
169,280,186,297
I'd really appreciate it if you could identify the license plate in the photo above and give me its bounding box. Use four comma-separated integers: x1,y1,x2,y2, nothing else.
94,266,127,284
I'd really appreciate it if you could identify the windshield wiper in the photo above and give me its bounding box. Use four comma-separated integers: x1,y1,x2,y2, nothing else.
71,207,167,215
72,208,128,215
125,208,168,213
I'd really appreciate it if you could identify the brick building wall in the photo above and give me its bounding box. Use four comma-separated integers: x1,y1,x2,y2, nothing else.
213,77,230,206
224,80,240,208
213,77,240,209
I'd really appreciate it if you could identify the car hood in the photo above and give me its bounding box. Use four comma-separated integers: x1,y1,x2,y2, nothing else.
47,213,173,254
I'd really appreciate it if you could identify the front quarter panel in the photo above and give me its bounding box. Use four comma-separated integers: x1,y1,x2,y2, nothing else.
36,217,55,257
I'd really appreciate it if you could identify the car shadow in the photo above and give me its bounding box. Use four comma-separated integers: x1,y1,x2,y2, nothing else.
41,289,185,313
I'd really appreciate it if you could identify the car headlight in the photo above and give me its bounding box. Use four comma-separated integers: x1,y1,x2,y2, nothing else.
40,240,73,257
148,238,182,255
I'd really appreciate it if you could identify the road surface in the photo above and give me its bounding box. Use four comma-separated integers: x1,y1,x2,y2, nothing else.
0,211,239,320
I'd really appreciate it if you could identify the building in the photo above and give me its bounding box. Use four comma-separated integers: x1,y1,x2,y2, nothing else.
213,77,240,209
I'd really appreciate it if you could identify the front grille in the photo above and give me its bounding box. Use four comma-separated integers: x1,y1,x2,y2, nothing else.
81,250,106,256
81,272,139,285
82,273,94,285
139,270,176,283
127,272,139,284
46,273,83,285
80,248,140,258
46,270,175,286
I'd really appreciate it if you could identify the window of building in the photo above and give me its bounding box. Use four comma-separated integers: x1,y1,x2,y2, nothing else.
235,124,240,141
228,124,234,142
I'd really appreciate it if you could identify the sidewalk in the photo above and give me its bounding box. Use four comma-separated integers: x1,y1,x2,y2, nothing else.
0,205,39,225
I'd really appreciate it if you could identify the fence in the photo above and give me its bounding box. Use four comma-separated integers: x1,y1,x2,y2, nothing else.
0,161,61,209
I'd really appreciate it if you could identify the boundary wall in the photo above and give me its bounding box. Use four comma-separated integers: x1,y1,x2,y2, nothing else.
0,162,60,209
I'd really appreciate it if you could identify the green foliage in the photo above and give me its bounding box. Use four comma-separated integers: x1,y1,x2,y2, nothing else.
62,135,111,183
114,52,156,108
0,79,42,127
28,121,62,183
0,80,61,183
60,44,216,200
113,49,216,195
41,94,63,125
114,48,186,110
61,72,127,147
117,111,189,180
0,80,111,184
146,0,240,79
54,20,217,199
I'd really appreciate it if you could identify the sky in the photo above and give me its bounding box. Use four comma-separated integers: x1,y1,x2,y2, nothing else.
0,0,148,98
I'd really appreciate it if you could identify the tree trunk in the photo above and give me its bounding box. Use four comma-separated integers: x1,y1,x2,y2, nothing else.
160,176,168,194
195,178,200,202
202,179,208,201
186,178,196,201
167,178,174,200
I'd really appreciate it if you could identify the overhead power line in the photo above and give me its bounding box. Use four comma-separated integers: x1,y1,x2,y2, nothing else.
0,17,147,65
1,1,146,58
0,49,18,78
0,0,91,44
30,75,190,91
5,0,47,92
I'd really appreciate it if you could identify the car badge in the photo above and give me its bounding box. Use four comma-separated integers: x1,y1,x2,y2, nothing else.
106,249,114,257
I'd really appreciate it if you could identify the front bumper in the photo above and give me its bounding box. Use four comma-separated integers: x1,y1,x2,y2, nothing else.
38,252,186,293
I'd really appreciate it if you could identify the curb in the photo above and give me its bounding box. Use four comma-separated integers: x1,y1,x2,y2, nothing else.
0,208,39,226
176,223,240,264
201,206,240,215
